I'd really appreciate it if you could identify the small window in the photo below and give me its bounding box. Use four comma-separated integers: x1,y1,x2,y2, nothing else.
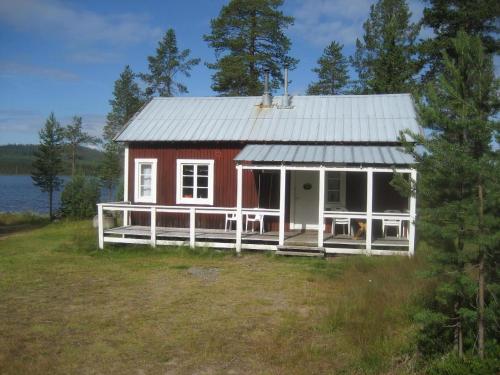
176,159,214,205
327,172,341,203
134,159,157,203
325,171,346,208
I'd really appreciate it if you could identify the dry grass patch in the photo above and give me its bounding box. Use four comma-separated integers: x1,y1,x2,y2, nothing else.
0,221,428,374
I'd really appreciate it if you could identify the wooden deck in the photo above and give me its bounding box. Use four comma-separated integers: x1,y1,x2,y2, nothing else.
104,225,409,253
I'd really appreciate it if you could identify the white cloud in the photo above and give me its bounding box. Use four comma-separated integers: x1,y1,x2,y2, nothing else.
0,110,106,142
291,0,426,47
291,0,372,46
68,50,121,64
0,61,79,81
0,0,162,63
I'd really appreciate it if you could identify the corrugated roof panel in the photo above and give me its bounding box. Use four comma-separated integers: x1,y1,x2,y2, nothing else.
115,94,420,143
234,144,414,165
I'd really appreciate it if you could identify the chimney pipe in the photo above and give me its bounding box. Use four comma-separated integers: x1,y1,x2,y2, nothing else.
262,69,272,107
282,67,290,107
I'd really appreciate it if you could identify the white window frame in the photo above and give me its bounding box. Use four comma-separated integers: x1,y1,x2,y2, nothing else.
134,158,157,203
324,171,346,209
176,159,214,205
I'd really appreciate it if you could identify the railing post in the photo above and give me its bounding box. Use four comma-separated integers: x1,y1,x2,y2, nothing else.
123,208,129,227
123,144,129,226
318,166,325,248
98,204,104,250
236,165,243,253
366,168,373,255
409,169,417,257
189,207,196,249
150,206,156,248
279,165,286,246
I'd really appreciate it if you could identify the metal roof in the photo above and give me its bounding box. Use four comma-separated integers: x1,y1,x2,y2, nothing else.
116,94,420,143
234,144,414,165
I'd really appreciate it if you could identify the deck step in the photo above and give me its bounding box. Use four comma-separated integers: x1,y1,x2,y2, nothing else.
276,245,325,257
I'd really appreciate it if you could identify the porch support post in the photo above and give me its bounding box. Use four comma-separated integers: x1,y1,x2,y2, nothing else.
236,164,243,253
150,206,156,248
98,204,104,250
123,143,129,226
279,165,286,246
318,166,325,248
408,169,417,257
366,168,373,255
189,207,196,249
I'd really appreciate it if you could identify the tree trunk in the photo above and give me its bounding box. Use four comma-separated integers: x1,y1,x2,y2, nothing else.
49,187,53,221
458,320,463,359
72,146,76,176
249,9,257,94
478,182,485,359
454,302,463,359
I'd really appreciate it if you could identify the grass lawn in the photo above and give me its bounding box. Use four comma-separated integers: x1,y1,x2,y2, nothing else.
0,220,429,374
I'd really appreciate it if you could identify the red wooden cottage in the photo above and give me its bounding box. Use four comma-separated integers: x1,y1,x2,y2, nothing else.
97,86,419,256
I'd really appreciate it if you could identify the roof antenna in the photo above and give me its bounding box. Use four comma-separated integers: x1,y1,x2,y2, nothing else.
282,66,290,107
262,69,272,107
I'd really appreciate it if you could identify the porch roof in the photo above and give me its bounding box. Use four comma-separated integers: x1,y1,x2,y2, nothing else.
234,144,414,165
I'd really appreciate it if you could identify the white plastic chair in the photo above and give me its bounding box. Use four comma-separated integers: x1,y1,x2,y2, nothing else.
225,212,237,232
246,214,264,234
330,206,351,236
382,210,402,238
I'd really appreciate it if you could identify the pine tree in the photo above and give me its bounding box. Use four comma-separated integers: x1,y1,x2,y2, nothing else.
98,141,122,201
420,0,499,81
141,28,200,97
400,31,499,361
101,66,144,203
307,41,349,95
104,65,144,142
351,0,420,94
64,116,98,176
204,0,298,96
31,113,65,220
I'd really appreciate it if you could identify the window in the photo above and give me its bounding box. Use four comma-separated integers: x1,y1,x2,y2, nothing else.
134,159,157,203
325,171,346,208
176,159,214,205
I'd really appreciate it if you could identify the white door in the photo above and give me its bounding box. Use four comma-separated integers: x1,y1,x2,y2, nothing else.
291,170,319,230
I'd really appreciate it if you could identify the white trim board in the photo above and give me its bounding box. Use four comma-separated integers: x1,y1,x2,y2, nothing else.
134,158,157,203
176,159,215,205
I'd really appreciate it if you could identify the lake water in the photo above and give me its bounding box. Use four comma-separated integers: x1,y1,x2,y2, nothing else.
0,175,113,214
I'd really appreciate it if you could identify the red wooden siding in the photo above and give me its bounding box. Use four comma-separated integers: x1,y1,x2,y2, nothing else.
128,142,263,229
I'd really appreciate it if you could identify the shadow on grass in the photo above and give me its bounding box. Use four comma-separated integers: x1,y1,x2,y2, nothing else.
0,212,50,238
57,222,232,261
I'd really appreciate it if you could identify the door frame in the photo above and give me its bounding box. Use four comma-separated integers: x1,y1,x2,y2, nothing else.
289,170,347,230
289,170,320,230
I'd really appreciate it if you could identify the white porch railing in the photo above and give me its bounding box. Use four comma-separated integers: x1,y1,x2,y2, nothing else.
96,202,413,256
322,210,412,256
97,202,280,250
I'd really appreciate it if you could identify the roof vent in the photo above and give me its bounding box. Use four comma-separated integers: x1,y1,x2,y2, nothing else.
282,67,290,107
262,69,272,107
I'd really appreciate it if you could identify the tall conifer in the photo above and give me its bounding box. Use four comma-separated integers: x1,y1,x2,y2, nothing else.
32,113,65,220
204,0,298,96
141,28,200,97
400,31,499,361
104,65,144,142
307,41,349,95
64,116,98,176
351,0,420,94
420,0,499,81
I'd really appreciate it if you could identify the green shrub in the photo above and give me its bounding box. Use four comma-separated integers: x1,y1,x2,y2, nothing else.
426,352,500,375
60,175,100,218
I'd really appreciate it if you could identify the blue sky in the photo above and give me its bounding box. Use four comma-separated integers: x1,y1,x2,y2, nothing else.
0,0,430,144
